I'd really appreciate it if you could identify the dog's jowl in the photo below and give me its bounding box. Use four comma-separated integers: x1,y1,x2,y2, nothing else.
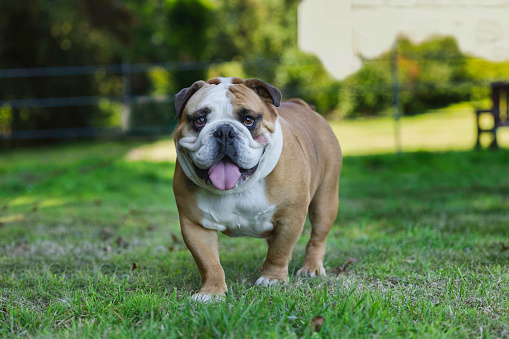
172,77,342,301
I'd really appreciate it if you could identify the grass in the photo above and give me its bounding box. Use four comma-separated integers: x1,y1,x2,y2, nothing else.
332,102,509,155
1,110,509,337
125,102,509,159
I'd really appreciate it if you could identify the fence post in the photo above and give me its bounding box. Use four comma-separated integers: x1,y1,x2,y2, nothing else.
121,58,132,133
391,41,402,154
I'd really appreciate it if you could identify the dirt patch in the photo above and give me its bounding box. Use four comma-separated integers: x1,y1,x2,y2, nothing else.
125,139,177,162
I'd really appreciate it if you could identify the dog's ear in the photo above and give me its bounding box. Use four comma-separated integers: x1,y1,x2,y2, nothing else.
174,81,206,118
243,79,282,107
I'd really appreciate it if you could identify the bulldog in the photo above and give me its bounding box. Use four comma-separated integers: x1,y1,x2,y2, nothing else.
172,77,342,301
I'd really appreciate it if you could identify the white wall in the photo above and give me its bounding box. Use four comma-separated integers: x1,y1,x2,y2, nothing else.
299,0,509,79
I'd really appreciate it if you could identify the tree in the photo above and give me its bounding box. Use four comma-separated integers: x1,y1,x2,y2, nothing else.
0,0,135,141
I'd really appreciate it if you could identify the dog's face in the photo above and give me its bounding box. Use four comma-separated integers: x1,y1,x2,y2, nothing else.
173,77,283,193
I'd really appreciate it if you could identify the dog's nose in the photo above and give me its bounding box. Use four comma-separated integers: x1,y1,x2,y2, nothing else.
213,124,237,142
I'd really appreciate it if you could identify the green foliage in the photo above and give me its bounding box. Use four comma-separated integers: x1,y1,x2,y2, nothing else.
209,0,300,61
205,0,339,114
0,105,13,136
466,58,509,80
207,60,247,80
398,36,471,113
273,50,341,114
339,35,504,117
465,58,509,102
0,0,133,136
1,140,508,336
120,0,216,105
148,67,175,96
339,62,392,117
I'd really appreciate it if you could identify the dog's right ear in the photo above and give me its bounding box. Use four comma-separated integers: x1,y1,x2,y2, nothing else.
174,81,206,119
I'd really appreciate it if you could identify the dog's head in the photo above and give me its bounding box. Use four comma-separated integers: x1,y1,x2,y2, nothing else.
173,77,283,193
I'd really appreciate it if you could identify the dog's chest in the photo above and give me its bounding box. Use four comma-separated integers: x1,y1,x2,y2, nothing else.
196,181,276,238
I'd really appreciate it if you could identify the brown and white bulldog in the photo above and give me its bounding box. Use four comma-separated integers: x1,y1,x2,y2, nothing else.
172,77,342,301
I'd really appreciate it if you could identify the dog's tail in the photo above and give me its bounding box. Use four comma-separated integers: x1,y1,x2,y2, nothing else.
286,98,316,111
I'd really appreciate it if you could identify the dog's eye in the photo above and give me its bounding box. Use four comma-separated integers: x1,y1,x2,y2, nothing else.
194,117,206,128
244,117,255,127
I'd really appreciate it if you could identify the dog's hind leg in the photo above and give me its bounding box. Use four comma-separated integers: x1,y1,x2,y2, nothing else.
297,173,340,277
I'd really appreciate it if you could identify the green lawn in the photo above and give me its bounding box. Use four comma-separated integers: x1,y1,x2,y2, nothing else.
333,102,509,155
1,113,509,337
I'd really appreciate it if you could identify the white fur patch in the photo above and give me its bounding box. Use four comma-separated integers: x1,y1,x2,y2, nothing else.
296,265,326,277
190,293,224,303
218,77,233,86
196,80,235,121
177,117,283,195
255,276,284,286
197,179,276,238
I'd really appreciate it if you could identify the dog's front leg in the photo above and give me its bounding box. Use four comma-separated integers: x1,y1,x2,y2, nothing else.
255,212,306,286
180,216,227,301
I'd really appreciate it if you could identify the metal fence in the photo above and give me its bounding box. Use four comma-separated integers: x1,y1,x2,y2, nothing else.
0,60,191,140
0,55,497,145
0,58,325,141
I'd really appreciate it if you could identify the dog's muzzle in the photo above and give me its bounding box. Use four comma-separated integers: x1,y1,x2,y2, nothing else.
192,123,259,191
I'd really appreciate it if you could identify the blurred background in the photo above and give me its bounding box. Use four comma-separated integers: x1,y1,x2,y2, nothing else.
3,2,509,335
1,0,509,154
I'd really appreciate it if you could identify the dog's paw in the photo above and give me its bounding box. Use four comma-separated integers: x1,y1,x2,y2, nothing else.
255,276,286,287
190,293,225,303
296,264,326,278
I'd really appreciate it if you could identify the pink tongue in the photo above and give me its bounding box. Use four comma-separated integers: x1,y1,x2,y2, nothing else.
208,158,241,191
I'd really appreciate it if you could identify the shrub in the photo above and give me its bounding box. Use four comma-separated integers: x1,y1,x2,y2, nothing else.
338,35,482,117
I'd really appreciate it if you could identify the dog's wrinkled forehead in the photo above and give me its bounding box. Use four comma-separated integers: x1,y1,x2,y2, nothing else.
175,77,281,120
187,78,236,120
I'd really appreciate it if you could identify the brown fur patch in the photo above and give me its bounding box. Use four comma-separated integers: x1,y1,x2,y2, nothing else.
206,78,221,85
229,84,278,136
231,77,244,84
259,230,274,238
264,101,341,205
287,98,315,111
173,161,203,224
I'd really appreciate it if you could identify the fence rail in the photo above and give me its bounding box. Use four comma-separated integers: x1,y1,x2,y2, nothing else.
0,59,244,79
0,57,499,142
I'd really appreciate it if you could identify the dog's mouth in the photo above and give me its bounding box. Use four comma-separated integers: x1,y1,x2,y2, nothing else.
193,156,258,191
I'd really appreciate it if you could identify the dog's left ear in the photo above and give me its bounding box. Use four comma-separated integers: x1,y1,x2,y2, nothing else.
174,80,206,118
243,79,282,107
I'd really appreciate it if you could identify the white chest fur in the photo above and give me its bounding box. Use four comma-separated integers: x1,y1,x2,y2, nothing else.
196,180,276,238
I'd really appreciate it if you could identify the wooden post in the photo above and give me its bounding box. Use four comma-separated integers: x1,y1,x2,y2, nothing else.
490,83,500,150
475,110,481,149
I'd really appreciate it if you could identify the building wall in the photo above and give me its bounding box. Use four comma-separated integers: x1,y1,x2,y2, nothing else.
299,0,509,79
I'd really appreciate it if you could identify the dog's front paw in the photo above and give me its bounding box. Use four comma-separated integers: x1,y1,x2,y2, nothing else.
296,264,326,277
190,292,225,303
255,276,287,287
